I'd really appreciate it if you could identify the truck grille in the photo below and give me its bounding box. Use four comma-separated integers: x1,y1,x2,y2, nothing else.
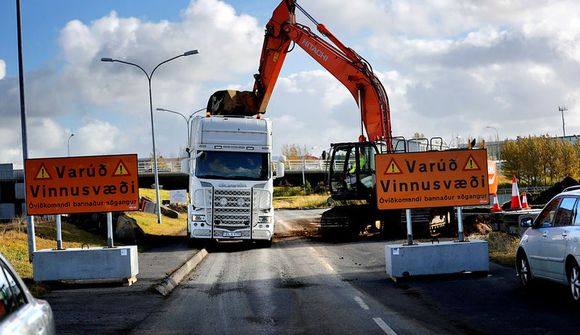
213,189,252,227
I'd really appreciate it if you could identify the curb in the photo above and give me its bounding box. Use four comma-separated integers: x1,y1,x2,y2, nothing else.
154,248,208,296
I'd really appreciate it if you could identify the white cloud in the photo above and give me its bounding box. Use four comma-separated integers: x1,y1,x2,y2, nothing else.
3,0,580,163
0,0,265,160
268,70,364,154
0,60,5,80
74,120,121,155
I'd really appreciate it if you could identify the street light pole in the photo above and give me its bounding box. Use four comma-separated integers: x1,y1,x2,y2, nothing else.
485,126,500,160
16,0,36,262
67,133,74,156
101,50,199,224
485,126,499,142
559,106,568,138
156,107,206,156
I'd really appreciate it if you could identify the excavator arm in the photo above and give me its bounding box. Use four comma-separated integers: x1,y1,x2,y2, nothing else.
207,0,392,146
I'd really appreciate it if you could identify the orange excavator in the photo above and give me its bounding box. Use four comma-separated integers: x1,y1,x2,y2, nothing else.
208,0,450,237
207,0,391,145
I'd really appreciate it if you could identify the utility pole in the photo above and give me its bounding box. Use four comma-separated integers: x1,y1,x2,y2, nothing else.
16,0,36,262
559,106,568,138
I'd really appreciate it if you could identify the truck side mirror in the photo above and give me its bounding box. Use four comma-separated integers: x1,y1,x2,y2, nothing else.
180,158,189,174
321,150,327,160
273,161,285,179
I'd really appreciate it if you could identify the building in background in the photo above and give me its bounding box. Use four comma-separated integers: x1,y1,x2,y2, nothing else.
0,164,25,221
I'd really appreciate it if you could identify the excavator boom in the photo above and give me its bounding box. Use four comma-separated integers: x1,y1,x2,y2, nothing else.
207,0,392,147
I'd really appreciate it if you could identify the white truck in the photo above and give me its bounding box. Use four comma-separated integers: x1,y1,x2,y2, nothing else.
184,114,283,247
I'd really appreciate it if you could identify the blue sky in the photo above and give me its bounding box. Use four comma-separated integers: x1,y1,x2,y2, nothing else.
1,0,580,167
1,0,271,75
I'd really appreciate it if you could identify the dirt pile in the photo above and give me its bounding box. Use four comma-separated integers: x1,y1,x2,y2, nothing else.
531,176,578,204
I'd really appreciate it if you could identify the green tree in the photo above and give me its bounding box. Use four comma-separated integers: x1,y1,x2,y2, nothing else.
500,135,579,186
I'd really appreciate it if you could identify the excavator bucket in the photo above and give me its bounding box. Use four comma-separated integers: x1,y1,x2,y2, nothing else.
206,90,259,116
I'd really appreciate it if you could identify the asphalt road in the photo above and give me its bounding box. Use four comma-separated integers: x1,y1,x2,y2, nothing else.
132,209,580,335
46,209,580,334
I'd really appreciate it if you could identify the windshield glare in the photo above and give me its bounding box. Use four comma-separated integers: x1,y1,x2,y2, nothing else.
195,151,269,181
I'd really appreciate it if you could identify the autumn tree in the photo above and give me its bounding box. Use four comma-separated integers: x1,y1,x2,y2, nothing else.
500,135,579,186
282,144,311,160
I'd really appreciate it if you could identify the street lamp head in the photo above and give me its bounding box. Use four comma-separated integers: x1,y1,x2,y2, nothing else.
100,57,114,62
70,133,74,138
183,50,199,56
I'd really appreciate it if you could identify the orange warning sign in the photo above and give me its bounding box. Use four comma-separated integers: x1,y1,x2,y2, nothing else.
25,154,139,215
384,159,403,175
462,155,481,171
35,165,52,180
112,160,131,176
376,149,489,210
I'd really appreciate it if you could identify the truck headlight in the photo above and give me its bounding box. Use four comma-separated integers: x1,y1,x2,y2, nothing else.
258,216,272,224
192,214,206,221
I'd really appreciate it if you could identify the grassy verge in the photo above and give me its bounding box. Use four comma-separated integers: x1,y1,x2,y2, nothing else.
486,231,520,267
273,194,329,209
125,211,186,236
0,219,107,281
128,188,187,236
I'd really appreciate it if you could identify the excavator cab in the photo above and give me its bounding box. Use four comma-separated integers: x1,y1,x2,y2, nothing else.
328,142,379,201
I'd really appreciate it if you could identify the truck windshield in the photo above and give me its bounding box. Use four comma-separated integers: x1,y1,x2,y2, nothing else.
195,151,269,181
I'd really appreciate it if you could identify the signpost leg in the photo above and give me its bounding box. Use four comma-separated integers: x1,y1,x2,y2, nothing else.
406,209,413,245
56,214,63,250
457,207,464,242
107,212,114,248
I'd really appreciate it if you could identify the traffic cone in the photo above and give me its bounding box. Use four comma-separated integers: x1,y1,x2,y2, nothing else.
521,192,530,209
510,175,522,210
491,193,503,212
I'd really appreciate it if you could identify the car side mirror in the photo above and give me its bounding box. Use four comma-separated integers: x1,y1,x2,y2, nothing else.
520,217,533,228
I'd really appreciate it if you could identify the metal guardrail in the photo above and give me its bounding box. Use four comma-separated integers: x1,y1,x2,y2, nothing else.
137,158,334,173
285,159,330,171
137,159,183,173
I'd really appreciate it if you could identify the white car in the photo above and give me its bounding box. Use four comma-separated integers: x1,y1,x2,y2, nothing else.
516,186,580,302
0,252,55,335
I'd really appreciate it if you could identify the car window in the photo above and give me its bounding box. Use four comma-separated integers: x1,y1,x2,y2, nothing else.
0,260,27,319
534,197,561,228
574,200,580,226
554,197,577,227
0,264,12,321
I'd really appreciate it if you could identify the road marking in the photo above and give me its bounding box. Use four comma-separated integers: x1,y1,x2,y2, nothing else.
309,247,335,273
373,317,397,335
353,296,370,310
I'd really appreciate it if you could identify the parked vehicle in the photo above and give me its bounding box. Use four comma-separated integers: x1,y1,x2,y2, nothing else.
0,252,55,335
516,186,580,302
184,115,284,247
